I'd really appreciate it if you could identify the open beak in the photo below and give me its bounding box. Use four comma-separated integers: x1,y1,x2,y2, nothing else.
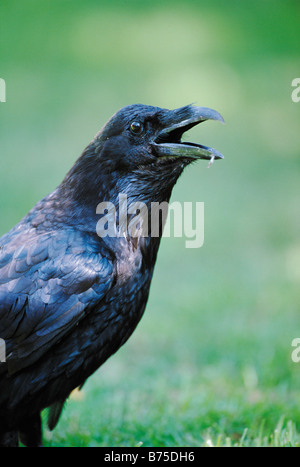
152,105,224,162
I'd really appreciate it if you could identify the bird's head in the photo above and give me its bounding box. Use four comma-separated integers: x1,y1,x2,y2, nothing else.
97,103,224,170
61,103,224,206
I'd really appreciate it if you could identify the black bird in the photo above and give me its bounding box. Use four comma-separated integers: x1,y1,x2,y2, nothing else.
0,104,224,446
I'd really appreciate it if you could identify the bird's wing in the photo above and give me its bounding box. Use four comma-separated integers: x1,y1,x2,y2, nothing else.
0,227,114,374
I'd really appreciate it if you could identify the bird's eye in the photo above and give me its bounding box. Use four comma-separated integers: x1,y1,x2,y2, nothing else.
130,121,143,135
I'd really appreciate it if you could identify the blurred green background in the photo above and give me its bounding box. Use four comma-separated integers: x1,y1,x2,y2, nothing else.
1,0,300,446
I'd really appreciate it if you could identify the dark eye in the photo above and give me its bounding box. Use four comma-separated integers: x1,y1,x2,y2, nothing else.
130,121,143,135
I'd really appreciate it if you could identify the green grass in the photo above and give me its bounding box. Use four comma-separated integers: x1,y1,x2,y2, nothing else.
1,0,300,447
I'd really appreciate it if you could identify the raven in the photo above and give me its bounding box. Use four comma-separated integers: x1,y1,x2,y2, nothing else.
0,104,224,446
